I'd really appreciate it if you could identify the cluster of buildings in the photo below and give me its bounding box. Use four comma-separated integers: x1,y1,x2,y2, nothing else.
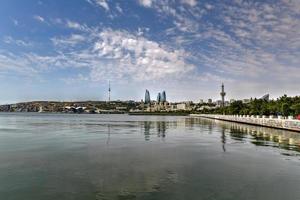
197,84,270,111
134,90,193,112
0,83,271,114
131,84,271,113
140,90,170,112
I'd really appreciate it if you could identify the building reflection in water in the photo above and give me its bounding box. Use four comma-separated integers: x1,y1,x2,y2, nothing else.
143,121,151,141
142,117,300,153
142,120,181,141
106,123,111,145
228,123,300,152
221,127,226,152
198,118,300,153
157,121,166,138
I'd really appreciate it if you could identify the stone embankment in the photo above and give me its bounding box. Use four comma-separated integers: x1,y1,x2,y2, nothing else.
190,114,300,132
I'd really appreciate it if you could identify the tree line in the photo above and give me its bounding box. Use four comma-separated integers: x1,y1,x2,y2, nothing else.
203,95,300,116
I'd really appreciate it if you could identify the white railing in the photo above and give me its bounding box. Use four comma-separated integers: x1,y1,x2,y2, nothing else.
190,114,300,132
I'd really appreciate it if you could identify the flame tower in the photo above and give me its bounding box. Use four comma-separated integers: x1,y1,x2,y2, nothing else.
145,89,151,104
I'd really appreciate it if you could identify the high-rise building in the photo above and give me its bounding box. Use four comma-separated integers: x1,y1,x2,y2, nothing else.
208,99,212,104
161,91,166,102
157,93,161,102
145,89,151,104
220,83,226,107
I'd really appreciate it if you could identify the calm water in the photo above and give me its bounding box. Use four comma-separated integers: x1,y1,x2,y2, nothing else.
1,113,300,200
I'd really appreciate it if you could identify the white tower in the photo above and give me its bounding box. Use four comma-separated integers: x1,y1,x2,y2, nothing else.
220,83,226,108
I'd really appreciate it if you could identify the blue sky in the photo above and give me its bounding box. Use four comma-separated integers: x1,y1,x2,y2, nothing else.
0,0,299,103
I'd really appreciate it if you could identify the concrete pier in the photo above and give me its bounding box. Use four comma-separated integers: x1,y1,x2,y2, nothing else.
190,114,300,132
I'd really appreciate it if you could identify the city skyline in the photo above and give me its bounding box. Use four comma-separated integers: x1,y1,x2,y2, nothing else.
0,0,299,104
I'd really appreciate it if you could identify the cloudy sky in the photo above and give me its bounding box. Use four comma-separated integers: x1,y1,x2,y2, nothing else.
0,0,299,103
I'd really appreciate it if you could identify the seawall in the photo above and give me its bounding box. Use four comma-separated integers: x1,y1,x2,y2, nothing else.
190,114,300,132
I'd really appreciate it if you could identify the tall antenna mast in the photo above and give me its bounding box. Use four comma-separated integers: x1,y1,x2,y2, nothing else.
220,83,226,108
108,81,111,102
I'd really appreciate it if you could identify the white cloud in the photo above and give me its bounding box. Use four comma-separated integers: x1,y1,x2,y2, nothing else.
138,1,203,33
204,4,213,10
115,3,123,13
0,52,38,76
158,0,300,89
33,15,45,23
2,1,300,100
66,20,83,30
138,0,153,7
87,0,110,11
51,34,86,46
12,19,19,26
3,36,32,47
95,0,110,11
91,29,194,81
0,27,195,84
65,20,91,32
181,0,197,7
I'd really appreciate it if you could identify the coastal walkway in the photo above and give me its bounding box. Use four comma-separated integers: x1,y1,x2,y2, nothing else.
190,114,300,132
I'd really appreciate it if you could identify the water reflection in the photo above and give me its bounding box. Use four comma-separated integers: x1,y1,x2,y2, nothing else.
156,121,166,138
229,123,300,153
143,121,168,141
106,124,111,145
196,117,300,154
221,127,226,152
2,114,300,200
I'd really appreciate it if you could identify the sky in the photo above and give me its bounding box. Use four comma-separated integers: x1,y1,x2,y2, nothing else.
0,0,299,103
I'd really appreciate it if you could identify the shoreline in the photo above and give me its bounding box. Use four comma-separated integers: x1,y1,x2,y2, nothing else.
0,111,190,116
128,112,190,116
191,114,300,133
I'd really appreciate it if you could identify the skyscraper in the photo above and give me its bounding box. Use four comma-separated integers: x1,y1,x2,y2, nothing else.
157,92,161,102
145,89,151,104
161,91,166,102
220,83,226,107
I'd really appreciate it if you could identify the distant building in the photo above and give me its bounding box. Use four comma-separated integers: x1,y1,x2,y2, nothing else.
243,99,251,103
225,101,229,106
161,91,166,102
199,99,204,104
145,89,151,104
198,105,215,111
260,94,269,101
176,103,187,110
116,106,127,110
157,92,161,102
220,83,226,107
216,100,222,107
208,99,212,104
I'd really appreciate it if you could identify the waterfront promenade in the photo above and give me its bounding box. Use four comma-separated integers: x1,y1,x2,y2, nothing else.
191,114,300,132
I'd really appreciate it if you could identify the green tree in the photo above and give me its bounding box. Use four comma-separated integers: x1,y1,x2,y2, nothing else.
291,103,300,116
229,100,244,114
260,102,270,115
281,103,290,116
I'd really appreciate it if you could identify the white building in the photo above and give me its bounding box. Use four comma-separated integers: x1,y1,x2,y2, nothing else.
176,103,187,110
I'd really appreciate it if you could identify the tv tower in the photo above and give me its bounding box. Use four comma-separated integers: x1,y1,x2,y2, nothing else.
108,81,111,102
220,83,226,108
